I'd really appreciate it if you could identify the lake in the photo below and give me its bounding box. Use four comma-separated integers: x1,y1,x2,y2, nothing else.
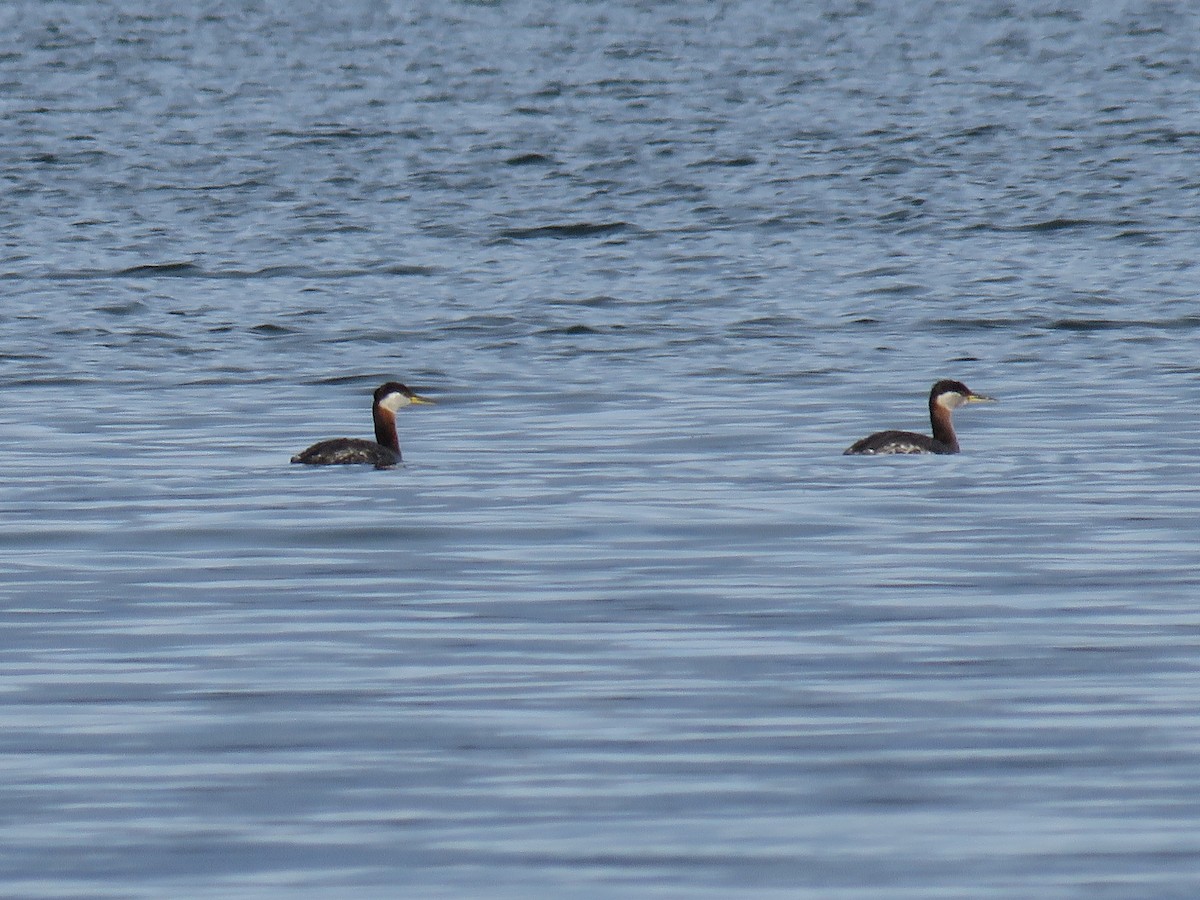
2,1,1199,896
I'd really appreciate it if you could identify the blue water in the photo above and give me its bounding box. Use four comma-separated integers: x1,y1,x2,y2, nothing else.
3,2,1200,897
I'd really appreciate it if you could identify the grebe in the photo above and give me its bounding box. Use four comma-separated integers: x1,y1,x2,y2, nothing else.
844,379,995,455
291,381,432,467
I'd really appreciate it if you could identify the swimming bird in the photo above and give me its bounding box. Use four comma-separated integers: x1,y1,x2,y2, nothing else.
844,379,995,455
291,381,432,467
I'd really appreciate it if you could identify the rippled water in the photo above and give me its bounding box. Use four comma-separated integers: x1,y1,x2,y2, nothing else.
3,1,1200,897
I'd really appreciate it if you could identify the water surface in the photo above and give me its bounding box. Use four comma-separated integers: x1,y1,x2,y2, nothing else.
2,2,1200,897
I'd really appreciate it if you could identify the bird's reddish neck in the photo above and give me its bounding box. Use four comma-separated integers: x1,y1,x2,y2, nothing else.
929,401,959,452
372,404,399,451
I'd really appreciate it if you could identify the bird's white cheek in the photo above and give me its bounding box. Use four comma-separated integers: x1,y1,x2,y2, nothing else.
379,395,408,412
